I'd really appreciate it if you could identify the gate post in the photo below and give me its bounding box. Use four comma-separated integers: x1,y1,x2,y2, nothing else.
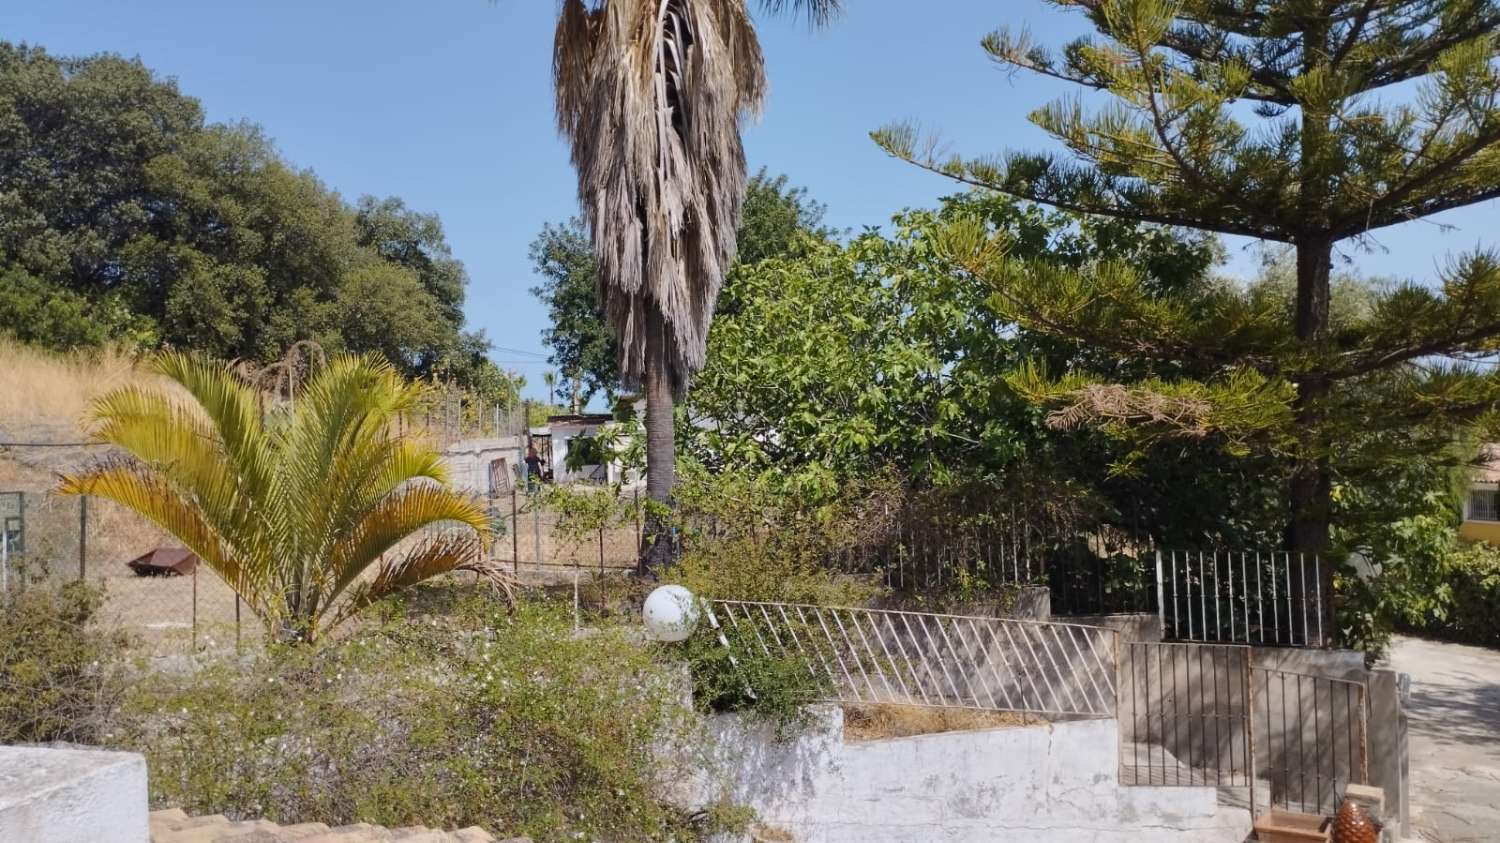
1246,653,1258,817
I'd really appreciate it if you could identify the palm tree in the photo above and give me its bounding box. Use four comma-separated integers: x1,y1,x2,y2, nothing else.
59,352,514,642
544,370,558,406
553,0,838,573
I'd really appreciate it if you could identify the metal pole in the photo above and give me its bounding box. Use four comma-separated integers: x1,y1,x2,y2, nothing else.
1246,654,1258,816
235,595,242,653
533,498,542,566
78,495,88,580
598,524,605,575
1154,550,1167,641
511,486,519,572
191,565,199,652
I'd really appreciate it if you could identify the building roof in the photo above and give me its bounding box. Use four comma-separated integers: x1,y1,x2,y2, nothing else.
546,413,615,426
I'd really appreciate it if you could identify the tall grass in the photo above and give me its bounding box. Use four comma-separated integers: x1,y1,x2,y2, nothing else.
0,340,149,436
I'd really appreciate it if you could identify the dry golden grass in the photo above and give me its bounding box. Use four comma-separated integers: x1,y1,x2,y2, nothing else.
841,703,1046,742
0,339,152,437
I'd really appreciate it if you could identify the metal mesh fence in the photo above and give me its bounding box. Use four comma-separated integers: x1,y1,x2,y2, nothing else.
0,489,256,655
488,488,643,576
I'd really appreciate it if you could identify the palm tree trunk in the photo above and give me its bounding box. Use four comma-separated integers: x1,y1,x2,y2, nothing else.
639,314,676,577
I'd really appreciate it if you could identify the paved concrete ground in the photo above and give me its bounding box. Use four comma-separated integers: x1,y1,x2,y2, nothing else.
1386,636,1500,843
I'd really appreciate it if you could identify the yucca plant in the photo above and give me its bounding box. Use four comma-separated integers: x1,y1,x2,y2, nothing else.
59,352,513,642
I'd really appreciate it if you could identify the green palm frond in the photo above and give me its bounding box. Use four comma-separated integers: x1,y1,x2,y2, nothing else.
331,531,497,629
59,352,513,642
320,483,491,612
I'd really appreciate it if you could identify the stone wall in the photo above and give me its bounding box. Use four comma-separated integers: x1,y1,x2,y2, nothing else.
688,708,1250,842
0,746,148,843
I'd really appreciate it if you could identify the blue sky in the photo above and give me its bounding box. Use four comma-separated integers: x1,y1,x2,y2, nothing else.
8,0,1498,402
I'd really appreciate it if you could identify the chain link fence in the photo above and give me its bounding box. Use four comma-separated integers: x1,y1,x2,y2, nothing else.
2,482,650,655
1,488,255,655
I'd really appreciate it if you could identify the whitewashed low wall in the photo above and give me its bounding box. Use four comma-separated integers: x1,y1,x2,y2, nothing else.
0,746,148,843
692,708,1250,843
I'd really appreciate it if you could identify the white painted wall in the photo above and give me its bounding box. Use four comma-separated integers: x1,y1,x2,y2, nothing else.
688,709,1250,843
0,746,149,843
441,436,523,497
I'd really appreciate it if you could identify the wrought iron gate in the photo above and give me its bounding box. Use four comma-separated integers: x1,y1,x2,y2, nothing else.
1119,641,1368,815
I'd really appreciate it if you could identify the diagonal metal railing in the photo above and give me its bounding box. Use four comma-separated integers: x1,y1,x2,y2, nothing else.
705,600,1119,717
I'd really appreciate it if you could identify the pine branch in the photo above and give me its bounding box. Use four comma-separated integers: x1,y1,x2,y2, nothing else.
871,125,1287,240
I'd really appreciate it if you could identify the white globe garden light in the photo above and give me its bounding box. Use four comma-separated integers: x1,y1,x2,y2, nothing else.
642,585,700,642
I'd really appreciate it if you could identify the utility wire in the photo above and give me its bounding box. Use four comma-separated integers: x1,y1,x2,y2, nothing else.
0,441,105,448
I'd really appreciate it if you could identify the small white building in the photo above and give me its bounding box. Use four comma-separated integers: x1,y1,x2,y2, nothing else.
546,413,619,484
441,435,524,499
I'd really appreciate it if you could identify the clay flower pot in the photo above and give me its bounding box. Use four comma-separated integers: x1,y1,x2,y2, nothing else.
1333,799,1379,843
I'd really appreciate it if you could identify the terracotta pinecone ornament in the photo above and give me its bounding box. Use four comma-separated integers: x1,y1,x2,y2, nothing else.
1332,798,1380,843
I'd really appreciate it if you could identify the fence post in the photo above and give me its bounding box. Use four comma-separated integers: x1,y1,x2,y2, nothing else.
78,495,88,580
191,564,199,652
598,524,605,575
532,498,542,566
235,595,242,654
1154,550,1167,640
1246,655,1258,818
511,486,519,572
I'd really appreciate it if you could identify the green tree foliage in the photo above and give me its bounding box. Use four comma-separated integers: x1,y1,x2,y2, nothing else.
0,266,155,350
59,353,514,642
0,42,517,401
875,0,1500,554
529,169,835,403
687,193,1241,520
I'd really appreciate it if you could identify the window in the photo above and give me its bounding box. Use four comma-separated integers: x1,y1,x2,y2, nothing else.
1468,487,1500,522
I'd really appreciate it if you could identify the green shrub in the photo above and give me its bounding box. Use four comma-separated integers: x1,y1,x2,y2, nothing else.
0,266,156,351
672,623,833,736
670,465,886,606
111,589,731,842
0,579,129,744
1400,541,1500,648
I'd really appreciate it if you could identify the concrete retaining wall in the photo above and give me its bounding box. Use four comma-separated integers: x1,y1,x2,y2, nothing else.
1056,612,1162,643
691,708,1249,842
0,746,148,843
